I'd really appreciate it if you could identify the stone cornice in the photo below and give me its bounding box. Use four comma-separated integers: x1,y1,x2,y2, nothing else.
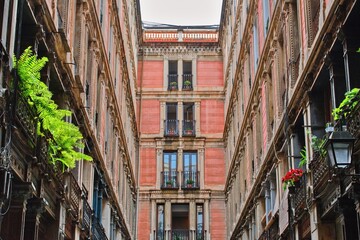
139,45,222,56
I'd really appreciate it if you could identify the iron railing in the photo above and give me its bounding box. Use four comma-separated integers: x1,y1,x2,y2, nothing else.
294,174,306,213
168,74,178,90
309,152,330,196
182,120,196,136
68,173,81,218
16,95,37,143
81,199,92,233
171,229,189,240
164,120,179,136
182,74,193,90
182,171,199,189
92,216,108,240
161,171,179,189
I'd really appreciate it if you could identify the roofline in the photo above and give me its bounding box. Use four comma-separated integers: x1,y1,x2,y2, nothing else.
142,21,219,30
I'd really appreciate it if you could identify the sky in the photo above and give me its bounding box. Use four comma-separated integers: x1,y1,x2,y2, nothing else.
139,0,223,26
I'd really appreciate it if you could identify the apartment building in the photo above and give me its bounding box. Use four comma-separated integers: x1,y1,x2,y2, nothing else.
222,0,360,239
137,25,226,239
0,0,138,239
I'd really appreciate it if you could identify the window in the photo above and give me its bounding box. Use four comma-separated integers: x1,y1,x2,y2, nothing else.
93,171,103,221
183,61,193,90
196,205,204,239
183,103,195,136
183,152,198,188
165,103,178,136
157,205,165,240
162,152,178,188
262,0,270,36
168,60,178,90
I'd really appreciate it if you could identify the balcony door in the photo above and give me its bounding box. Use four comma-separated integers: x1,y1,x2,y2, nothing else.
171,204,189,240
183,152,198,188
183,103,195,136
163,152,178,187
165,103,178,136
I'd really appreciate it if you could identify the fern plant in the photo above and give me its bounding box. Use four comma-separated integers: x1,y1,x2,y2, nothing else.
14,47,92,169
332,88,360,121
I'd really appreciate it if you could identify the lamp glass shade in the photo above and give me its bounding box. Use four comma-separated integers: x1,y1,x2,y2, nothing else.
325,130,355,168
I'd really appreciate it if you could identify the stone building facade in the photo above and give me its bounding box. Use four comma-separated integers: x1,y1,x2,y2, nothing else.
137,26,226,239
2,0,360,239
222,0,360,239
0,0,138,239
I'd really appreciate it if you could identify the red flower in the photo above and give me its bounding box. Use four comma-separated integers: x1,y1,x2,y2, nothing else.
282,168,304,190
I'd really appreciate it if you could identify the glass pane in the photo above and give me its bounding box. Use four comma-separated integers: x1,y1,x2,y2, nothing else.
184,154,190,171
164,154,170,172
157,205,164,240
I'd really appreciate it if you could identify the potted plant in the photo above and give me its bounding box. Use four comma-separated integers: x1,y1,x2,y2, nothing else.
165,180,173,187
186,179,194,187
183,80,192,89
169,81,178,90
282,168,304,193
184,126,193,135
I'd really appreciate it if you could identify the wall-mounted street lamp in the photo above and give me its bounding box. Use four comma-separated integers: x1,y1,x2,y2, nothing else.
324,130,356,168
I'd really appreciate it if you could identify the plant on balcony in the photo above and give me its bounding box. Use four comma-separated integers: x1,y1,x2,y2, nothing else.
310,134,327,158
184,125,193,135
186,178,194,187
282,168,304,190
332,88,360,121
299,146,307,167
169,81,178,90
165,179,174,187
14,47,92,170
183,80,191,87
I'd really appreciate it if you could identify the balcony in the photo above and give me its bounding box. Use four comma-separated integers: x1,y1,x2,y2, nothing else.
67,172,81,219
161,171,179,189
294,174,307,214
164,120,179,137
168,74,178,91
346,100,360,138
92,216,108,240
182,120,196,137
171,229,189,240
182,75,193,90
81,199,92,234
309,152,330,196
182,171,199,190
16,94,37,144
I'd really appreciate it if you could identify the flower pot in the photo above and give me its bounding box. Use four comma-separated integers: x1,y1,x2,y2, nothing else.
294,180,300,188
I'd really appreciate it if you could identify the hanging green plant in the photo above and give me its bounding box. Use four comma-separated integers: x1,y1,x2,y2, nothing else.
332,88,360,121
14,47,92,169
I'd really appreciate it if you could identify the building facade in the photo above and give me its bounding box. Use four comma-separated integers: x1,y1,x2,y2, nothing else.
0,0,138,239
222,0,360,239
2,0,360,239
137,26,226,239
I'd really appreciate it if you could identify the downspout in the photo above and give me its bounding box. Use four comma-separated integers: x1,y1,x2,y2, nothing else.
135,48,144,239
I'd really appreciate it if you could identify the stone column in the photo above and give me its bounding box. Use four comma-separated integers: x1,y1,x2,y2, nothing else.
151,200,157,237
204,200,210,240
165,201,171,240
192,56,197,91
195,102,201,136
160,102,165,137
178,102,183,137
156,148,163,189
189,201,196,239
178,148,183,189
199,148,205,189
164,56,169,89
178,57,183,90
0,183,33,240
24,197,47,240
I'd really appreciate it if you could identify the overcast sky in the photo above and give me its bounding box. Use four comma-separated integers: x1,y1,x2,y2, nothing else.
139,0,223,26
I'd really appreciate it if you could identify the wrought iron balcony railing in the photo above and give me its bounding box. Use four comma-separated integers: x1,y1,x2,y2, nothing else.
294,174,307,214
16,94,37,143
68,172,81,218
168,74,178,90
309,152,330,196
92,216,108,240
182,171,199,189
164,120,179,137
81,199,92,233
346,100,360,138
182,74,193,90
171,229,189,240
182,120,196,136
161,171,179,189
